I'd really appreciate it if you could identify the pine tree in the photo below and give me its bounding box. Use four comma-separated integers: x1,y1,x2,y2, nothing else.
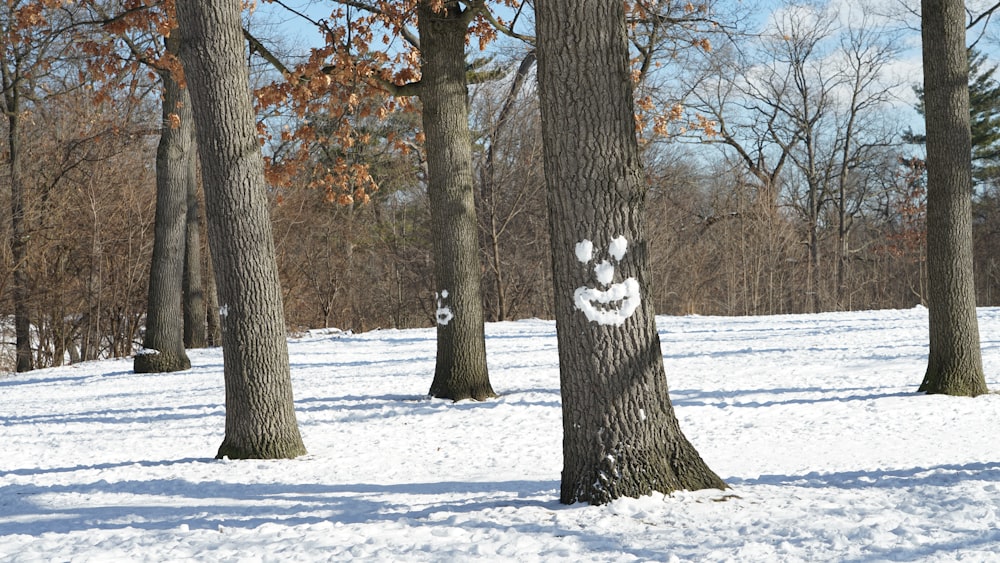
908,49,1000,187
968,51,1000,185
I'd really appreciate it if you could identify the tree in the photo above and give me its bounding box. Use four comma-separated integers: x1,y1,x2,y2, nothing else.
60,1,211,364
535,0,726,504
1,7,33,371
909,49,1000,188
968,51,1000,185
0,39,157,372
246,1,503,400
134,35,192,373
472,52,551,322
918,0,988,396
417,1,495,401
1,0,68,372
830,17,902,307
175,0,307,458
684,1,901,313
908,50,1000,308
183,140,206,349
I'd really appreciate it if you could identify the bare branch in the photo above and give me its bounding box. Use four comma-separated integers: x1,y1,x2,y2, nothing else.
968,1,1000,29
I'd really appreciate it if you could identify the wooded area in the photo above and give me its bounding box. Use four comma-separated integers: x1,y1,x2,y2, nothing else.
2,0,997,503
4,1,997,374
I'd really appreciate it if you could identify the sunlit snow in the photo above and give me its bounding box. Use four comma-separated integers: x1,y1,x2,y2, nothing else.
2,306,1000,561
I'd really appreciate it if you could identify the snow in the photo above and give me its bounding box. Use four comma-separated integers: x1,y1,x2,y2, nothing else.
594,260,615,285
573,236,641,326
434,291,454,326
575,239,594,263
608,235,627,261
574,278,642,326
2,306,1000,562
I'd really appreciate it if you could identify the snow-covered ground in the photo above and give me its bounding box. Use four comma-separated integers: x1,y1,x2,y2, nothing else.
2,306,999,562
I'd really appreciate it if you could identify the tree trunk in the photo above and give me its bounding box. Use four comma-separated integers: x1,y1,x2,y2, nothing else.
134,48,193,374
418,1,495,401
6,92,32,372
536,0,726,505
176,0,307,458
183,138,207,348
806,173,821,314
919,0,988,396
205,240,222,347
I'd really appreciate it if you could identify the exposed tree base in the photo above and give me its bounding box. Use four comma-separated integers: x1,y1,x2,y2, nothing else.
133,351,191,373
918,369,988,397
428,379,497,402
561,436,728,506
215,440,308,460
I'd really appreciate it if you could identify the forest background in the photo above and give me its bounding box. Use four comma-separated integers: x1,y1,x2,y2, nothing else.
3,0,1000,373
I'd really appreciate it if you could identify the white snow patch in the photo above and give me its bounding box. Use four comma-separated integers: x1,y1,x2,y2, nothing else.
608,236,628,261
575,240,594,263
594,260,615,285
574,278,641,326
435,291,454,326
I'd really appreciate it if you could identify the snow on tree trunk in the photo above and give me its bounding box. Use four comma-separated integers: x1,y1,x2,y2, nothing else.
536,0,727,504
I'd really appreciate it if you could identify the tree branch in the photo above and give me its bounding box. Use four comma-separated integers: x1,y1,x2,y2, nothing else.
332,0,420,48
477,1,535,44
968,1,1000,29
243,28,292,76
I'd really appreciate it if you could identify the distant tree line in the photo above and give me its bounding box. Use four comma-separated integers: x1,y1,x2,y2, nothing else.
4,0,1000,368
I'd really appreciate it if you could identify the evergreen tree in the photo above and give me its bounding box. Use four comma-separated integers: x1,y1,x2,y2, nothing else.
968,51,1000,185
908,49,1000,187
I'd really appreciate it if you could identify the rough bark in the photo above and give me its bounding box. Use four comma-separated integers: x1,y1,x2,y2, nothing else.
135,48,193,374
183,139,206,349
919,0,988,396
419,1,495,401
176,0,307,458
204,242,222,347
536,0,726,505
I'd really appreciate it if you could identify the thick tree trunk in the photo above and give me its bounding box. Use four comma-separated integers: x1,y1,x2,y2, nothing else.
536,0,726,505
418,1,495,401
176,0,307,458
183,140,206,349
919,0,988,396
135,54,192,374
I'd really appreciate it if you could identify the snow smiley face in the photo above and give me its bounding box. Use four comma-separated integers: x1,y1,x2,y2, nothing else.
435,290,454,326
573,236,641,326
